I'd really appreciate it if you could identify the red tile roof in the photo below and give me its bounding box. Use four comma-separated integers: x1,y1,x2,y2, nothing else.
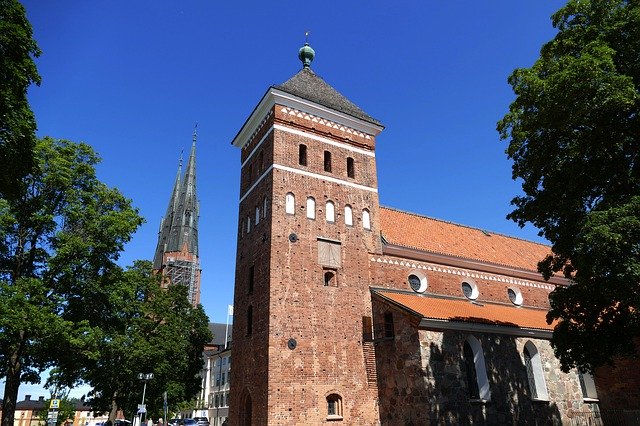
376,290,554,331
379,207,551,272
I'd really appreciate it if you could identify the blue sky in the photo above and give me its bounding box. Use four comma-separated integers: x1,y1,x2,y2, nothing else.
12,0,565,399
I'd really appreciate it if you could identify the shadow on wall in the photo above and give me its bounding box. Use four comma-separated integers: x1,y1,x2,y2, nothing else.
374,307,562,425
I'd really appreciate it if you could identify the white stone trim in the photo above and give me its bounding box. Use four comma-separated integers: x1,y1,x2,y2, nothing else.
239,163,377,204
232,88,383,149
273,164,378,193
279,106,373,140
369,256,555,291
240,125,274,169
274,123,375,157
239,165,273,204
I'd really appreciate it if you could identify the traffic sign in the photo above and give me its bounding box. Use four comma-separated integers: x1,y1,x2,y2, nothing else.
50,399,60,409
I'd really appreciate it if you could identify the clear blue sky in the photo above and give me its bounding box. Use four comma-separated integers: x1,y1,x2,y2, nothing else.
13,0,565,398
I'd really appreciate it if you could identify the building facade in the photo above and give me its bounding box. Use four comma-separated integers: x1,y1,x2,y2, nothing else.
228,44,604,425
197,323,233,426
152,130,201,307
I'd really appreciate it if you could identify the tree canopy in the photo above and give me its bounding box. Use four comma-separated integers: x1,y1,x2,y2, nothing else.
497,0,639,371
51,261,212,422
0,137,143,426
0,0,41,199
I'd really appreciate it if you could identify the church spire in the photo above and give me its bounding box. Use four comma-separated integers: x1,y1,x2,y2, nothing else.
152,127,202,306
153,154,183,269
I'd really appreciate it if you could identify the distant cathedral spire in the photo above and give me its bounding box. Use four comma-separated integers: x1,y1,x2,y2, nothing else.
152,129,201,306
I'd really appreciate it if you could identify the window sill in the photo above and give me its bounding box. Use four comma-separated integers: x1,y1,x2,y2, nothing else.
530,398,549,403
469,398,490,404
583,398,599,403
326,415,343,421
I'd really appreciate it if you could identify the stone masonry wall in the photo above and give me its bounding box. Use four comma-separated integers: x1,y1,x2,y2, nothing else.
372,297,600,425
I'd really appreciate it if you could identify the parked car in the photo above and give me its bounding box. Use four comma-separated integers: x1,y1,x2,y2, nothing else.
168,419,181,426
179,419,197,426
193,418,208,426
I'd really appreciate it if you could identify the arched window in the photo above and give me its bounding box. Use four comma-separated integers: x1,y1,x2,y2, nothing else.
255,206,260,225
344,205,353,226
324,270,336,287
299,144,307,166
326,201,335,222
326,393,343,419
324,151,332,172
306,197,316,219
285,192,295,215
362,209,371,230
347,157,355,178
242,391,252,426
247,305,253,336
463,336,491,401
523,341,548,400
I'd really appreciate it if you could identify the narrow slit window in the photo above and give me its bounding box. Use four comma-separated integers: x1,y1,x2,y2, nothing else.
248,265,254,294
324,151,332,172
299,144,307,166
247,305,253,336
347,157,355,178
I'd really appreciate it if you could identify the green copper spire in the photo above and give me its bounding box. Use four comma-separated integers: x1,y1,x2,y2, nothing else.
298,42,315,69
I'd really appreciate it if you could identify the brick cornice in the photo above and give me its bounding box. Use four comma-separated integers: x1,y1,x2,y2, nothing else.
382,243,569,286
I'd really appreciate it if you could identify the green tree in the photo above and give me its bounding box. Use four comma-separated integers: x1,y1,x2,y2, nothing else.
0,137,143,426
52,261,211,423
0,0,41,199
497,0,639,372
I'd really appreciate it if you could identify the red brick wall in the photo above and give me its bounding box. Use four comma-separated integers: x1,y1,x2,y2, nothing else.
594,338,640,410
231,107,383,424
369,255,555,309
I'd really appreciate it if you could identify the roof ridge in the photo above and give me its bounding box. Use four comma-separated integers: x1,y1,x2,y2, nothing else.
380,205,549,248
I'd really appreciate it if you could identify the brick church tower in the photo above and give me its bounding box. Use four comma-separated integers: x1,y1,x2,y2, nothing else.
229,44,384,424
152,130,201,307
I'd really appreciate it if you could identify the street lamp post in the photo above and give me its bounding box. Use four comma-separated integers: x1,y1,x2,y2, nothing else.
138,373,154,426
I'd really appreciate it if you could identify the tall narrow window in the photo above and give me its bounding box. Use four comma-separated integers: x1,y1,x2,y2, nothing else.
347,157,355,178
579,371,599,400
324,151,332,172
262,196,268,219
326,394,343,419
285,192,295,215
463,341,480,399
248,265,254,294
246,216,251,233
523,346,537,398
326,201,335,222
258,150,264,173
463,336,491,401
344,205,353,226
255,206,260,225
247,305,253,336
306,197,316,219
362,209,371,230
522,341,548,400
299,144,307,166
384,312,394,338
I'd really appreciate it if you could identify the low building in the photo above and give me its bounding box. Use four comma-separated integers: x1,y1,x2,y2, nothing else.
196,323,232,426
